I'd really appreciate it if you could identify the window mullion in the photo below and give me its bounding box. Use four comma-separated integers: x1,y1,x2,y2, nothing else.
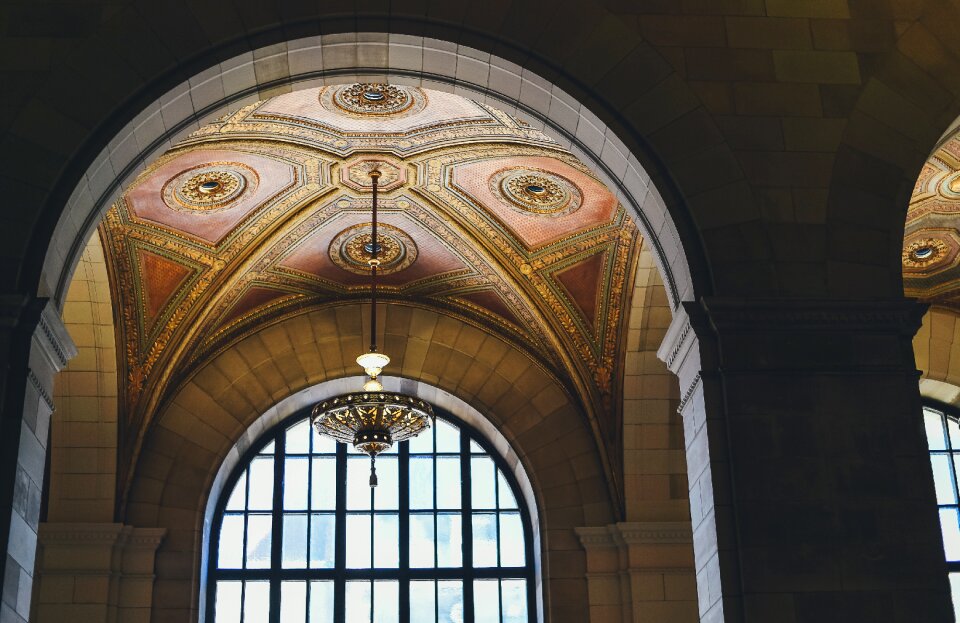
461,430,475,623
399,442,410,623
335,443,347,622
270,433,284,623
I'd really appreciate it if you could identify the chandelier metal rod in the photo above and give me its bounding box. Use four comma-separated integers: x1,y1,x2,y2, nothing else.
369,169,380,354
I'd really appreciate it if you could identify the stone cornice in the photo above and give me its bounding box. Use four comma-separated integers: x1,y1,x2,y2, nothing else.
38,523,166,549
614,521,692,545
577,521,693,550
657,305,695,373
35,300,77,370
697,298,928,336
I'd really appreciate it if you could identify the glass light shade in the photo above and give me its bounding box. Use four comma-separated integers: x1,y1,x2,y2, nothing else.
356,351,390,377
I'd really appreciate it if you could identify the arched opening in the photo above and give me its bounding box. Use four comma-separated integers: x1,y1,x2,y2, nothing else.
204,393,539,623
28,61,699,623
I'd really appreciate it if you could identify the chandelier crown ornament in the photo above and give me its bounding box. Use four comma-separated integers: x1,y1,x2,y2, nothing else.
311,165,433,487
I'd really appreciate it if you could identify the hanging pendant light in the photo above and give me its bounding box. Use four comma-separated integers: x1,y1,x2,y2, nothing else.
311,169,434,486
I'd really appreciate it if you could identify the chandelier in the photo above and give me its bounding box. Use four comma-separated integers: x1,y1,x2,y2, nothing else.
311,168,434,486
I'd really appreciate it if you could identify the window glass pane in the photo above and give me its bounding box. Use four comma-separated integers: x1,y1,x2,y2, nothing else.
502,579,527,623
435,420,460,453
410,514,435,568
473,579,500,623
950,417,960,450
286,419,311,454
347,458,373,510
309,581,335,623
374,514,400,568
437,513,462,567
282,514,307,568
244,581,270,623
248,457,274,511
346,514,373,568
473,513,498,567
932,455,958,505
246,514,272,569
212,414,534,623
408,426,433,453
218,514,244,569
310,514,336,568
500,513,525,567
471,456,496,509
941,508,960,561
498,471,518,509
436,457,461,509
373,581,399,623
215,581,242,623
280,581,307,623
926,409,948,451
311,457,336,510
225,473,246,511
410,580,437,623
284,457,309,510
345,581,372,623
313,434,337,454
373,457,399,510
410,457,434,509
437,581,463,623
260,440,275,455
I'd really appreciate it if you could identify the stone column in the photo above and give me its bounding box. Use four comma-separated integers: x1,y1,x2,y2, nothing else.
0,297,75,623
577,522,698,622
32,523,165,623
658,298,953,623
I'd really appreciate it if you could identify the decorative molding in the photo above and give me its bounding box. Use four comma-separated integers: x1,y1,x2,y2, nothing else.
36,300,77,370
575,526,617,548
615,521,692,545
699,298,929,335
38,523,166,549
657,306,695,373
676,372,702,415
577,522,693,550
27,370,55,412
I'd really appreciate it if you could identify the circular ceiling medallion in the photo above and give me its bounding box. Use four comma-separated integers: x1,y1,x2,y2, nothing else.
491,168,583,216
322,83,426,118
903,237,950,269
162,163,256,212
341,157,406,192
329,223,418,276
939,172,960,199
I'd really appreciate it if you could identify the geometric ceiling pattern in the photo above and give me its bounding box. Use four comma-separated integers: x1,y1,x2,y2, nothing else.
905,135,960,310
100,85,640,460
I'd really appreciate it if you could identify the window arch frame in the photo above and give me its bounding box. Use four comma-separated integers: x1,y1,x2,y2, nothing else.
205,403,538,623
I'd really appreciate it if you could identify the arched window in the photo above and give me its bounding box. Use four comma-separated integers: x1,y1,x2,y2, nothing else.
923,404,960,615
207,406,535,623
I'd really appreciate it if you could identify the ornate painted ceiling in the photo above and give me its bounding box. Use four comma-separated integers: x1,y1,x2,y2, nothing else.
905,136,960,309
100,84,640,468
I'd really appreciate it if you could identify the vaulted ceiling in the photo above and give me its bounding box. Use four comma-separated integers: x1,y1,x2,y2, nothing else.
100,84,641,461
905,134,960,310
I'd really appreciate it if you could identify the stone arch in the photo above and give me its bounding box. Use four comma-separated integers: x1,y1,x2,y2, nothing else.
124,302,612,622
